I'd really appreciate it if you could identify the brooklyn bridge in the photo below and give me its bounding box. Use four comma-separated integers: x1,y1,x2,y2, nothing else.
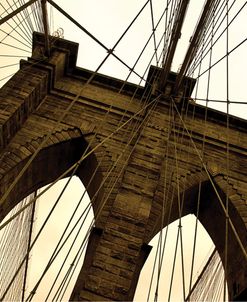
0,0,246,301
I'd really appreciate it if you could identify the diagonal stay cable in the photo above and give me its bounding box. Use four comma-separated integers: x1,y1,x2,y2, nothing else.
15,154,105,299
46,0,146,82
46,204,92,301
147,234,161,301
120,0,176,90
0,27,66,84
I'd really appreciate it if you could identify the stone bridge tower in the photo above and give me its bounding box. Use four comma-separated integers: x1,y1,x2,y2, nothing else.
0,34,246,301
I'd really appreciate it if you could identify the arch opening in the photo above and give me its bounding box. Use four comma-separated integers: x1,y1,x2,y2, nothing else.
0,134,106,301
135,214,227,301
0,176,95,301
0,135,104,224
136,179,247,301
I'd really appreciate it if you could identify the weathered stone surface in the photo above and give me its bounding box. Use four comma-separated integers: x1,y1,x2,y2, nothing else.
0,33,246,301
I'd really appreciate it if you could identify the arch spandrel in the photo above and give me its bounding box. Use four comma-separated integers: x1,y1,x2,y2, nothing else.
0,117,117,226
143,167,247,301
197,178,247,300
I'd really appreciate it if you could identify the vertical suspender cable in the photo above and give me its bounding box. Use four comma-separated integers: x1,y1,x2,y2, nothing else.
224,0,230,299
21,191,37,302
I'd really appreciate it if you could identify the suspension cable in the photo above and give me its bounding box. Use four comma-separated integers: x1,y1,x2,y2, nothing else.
21,191,37,302
188,6,215,293
224,0,230,299
170,96,247,261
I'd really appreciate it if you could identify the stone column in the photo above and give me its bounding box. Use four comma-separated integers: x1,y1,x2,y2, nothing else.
70,189,152,301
